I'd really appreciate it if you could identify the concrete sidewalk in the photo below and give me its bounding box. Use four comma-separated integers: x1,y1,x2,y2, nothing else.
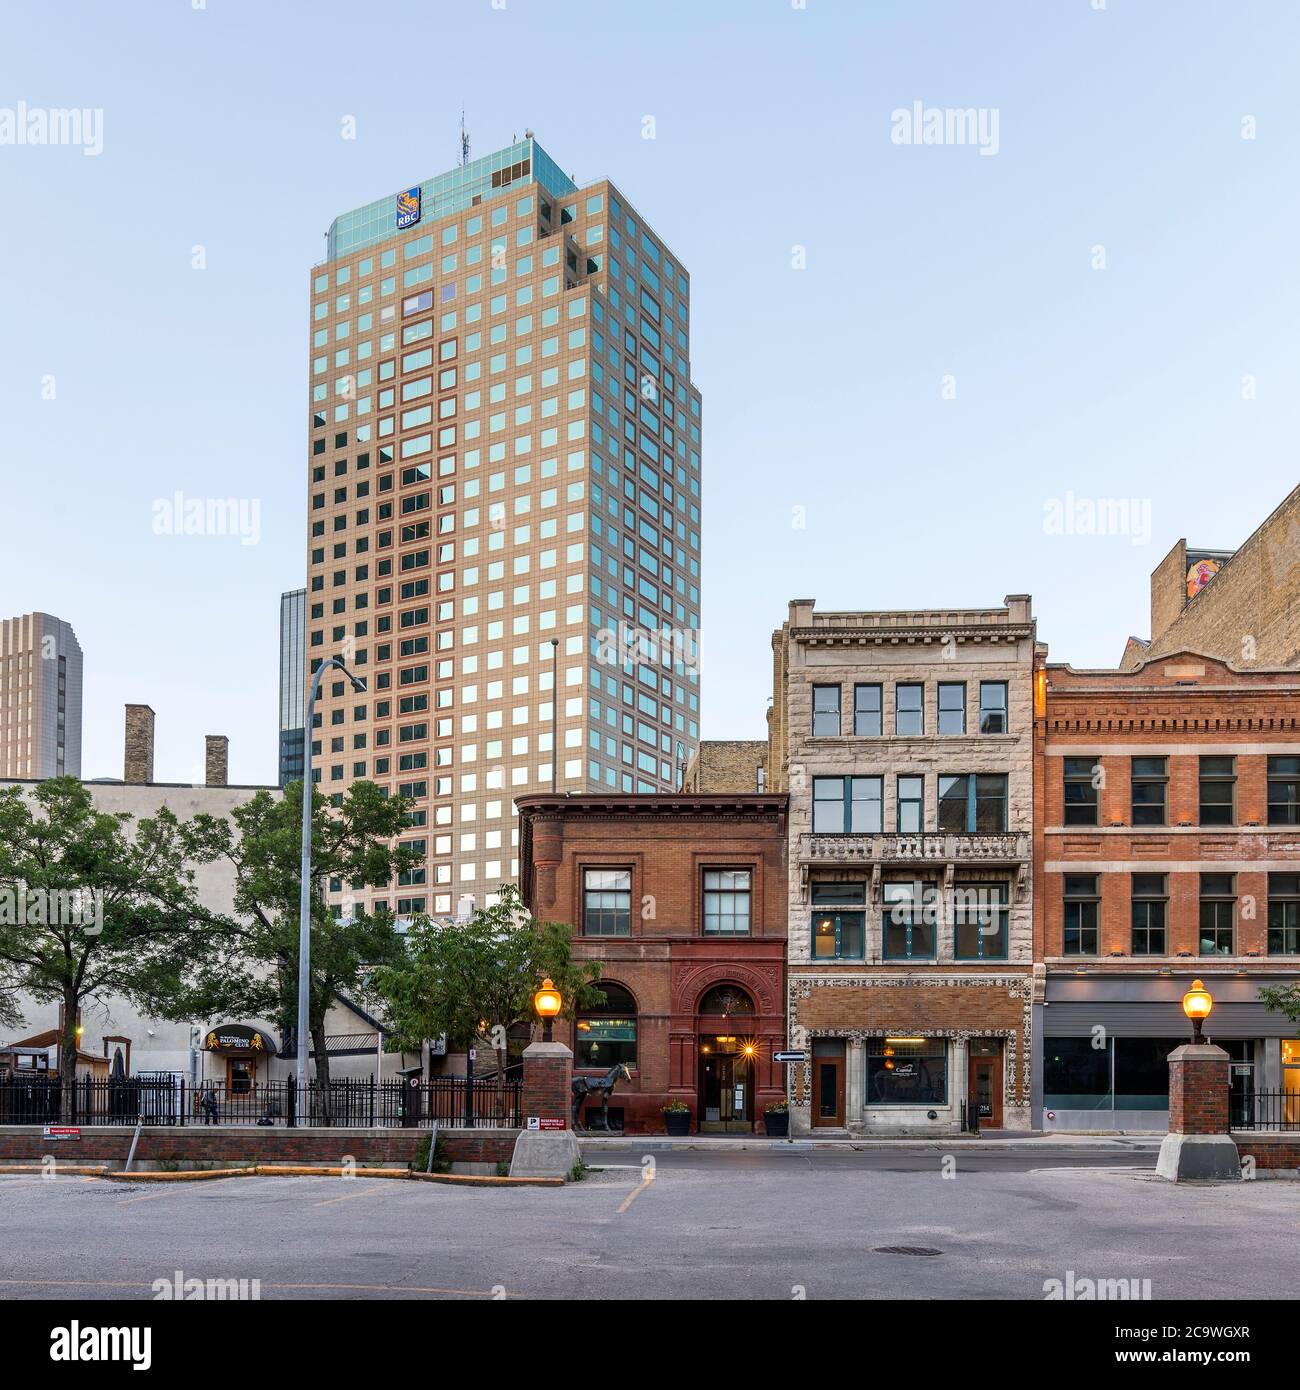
578,1131,1164,1152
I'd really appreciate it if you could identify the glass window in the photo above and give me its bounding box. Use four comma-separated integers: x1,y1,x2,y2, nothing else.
1268,874,1300,955
703,869,751,936
1131,756,1167,826
575,983,636,1068
1063,874,1099,955
896,776,924,832
1268,757,1300,826
1131,873,1167,955
937,682,966,735
954,882,1009,959
811,684,841,737
1199,873,1235,955
883,881,936,959
1044,1037,1111,1112
853,683,882,737
583,868,631,936
937,774,1007,833
866,1039,947,1105
1063,757,1099,826
979,681,1008,734
1199,756,1235,826
895,683,923,736
812,776,882,834
811,883,865,959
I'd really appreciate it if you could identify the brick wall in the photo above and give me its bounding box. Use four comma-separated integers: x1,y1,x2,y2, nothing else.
0,1126,516,1166
684,741,767,794
1167,1049,1229,1135
1234,1137,1300,1170
1035,650,1300,961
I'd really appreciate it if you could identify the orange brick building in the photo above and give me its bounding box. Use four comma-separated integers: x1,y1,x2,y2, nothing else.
1033,648,1300,1129
517,793,788,1133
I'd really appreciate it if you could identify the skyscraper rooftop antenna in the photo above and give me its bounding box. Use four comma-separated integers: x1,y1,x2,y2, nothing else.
460,112,470,168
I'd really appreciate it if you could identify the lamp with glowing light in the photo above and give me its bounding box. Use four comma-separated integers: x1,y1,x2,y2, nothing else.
534,977,562,1042
1182,978,1213,1044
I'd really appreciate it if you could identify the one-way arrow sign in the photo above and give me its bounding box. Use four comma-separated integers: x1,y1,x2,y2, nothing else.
773,1051,806,1063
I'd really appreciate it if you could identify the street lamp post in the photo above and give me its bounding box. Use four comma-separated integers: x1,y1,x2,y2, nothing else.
549,638,559,793
1182,978,1214,1045
297,655,367,1097
534,978,563,1044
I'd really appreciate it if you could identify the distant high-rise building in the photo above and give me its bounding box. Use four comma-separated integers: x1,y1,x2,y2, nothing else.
278,588,306,787
307,134,702,918
0,612,82,779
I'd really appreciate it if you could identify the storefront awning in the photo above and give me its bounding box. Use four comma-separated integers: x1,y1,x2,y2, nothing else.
203,1024,278,1054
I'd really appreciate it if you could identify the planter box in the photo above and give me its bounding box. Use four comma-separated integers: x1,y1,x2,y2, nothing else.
764,1111,789,1137
663,1110,691,1137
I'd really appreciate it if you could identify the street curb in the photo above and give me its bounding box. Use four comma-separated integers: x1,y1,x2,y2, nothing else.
101,1168,256,1182
0,1164,110,1175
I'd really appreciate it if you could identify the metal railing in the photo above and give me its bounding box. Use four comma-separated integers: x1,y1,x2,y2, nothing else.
1230,1089,1300,1131
0,1075,521,1129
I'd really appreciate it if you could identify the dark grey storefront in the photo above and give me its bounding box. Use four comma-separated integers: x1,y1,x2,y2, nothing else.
1036,974,1300,1131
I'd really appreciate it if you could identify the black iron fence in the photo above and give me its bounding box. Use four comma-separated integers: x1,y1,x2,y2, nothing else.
0,1074,521,1129
1230,1088,1300,1131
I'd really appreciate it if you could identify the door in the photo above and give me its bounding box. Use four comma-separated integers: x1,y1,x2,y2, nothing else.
968,1042,1002,1128
813,1056,844,1127
698,1041,753,1134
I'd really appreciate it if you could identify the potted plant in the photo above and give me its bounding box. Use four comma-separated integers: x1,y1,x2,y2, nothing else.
661,1099,691,1136
763,1100,790,1137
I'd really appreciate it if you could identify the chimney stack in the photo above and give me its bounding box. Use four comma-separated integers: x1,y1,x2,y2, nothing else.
205,735,229,787
123,705,155,784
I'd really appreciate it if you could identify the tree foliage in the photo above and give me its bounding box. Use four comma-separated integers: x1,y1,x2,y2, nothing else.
0,778,220,1116
374,884,602,1071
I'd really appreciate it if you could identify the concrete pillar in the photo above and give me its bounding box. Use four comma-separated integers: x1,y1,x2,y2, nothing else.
204,735,229,787
123,704,155,784
1156,1044,1240,1182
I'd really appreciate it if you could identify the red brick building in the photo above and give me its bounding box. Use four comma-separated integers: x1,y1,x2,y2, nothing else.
1033,648,1300,1129
517,793,789,1134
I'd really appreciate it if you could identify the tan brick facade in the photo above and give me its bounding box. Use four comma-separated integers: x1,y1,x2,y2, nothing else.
683,740,766,793
1131,484,1300,668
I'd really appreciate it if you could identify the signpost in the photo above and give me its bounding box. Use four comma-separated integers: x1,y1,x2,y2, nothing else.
775,1050,806,1145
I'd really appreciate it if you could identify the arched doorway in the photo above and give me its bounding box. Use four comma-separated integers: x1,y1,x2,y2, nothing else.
696,984,757,1134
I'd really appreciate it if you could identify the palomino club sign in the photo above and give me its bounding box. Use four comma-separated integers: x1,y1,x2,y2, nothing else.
203,1025,278,1054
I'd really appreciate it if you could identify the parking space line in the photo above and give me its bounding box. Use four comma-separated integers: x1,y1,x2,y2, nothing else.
314,1183,392,1207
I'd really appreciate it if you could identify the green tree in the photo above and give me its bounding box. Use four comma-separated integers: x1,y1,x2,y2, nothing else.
374,883,603,1094
1258,983,1300,1025
184,779,414,1116
0,778,221,1119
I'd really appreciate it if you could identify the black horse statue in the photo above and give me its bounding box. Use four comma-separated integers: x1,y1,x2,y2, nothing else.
572,1063,632,1131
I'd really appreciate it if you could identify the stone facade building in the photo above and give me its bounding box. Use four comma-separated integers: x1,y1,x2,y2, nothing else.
1034,647,1300,1130
768,597,1036,1135
518,792,788,1133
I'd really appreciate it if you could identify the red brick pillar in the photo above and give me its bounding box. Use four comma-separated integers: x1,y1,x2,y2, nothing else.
1157,1044,1239,1181
521,1040,573,1128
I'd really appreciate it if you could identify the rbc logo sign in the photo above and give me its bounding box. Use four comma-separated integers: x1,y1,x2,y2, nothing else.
396,187,421,229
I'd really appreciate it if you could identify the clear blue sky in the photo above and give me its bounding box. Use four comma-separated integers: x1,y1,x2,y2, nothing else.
3,0,1298,783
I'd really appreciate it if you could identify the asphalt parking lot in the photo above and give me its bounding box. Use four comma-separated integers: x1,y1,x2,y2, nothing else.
0,1145,1294,1301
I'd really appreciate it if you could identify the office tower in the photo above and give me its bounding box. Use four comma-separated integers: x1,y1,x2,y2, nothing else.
0,612,82,779
279,588,307,787
307,135,702,917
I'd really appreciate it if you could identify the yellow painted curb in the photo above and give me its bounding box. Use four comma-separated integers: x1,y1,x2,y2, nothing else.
0,1164,109,1175
102,1168,256,1182
251,1165,410,1178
